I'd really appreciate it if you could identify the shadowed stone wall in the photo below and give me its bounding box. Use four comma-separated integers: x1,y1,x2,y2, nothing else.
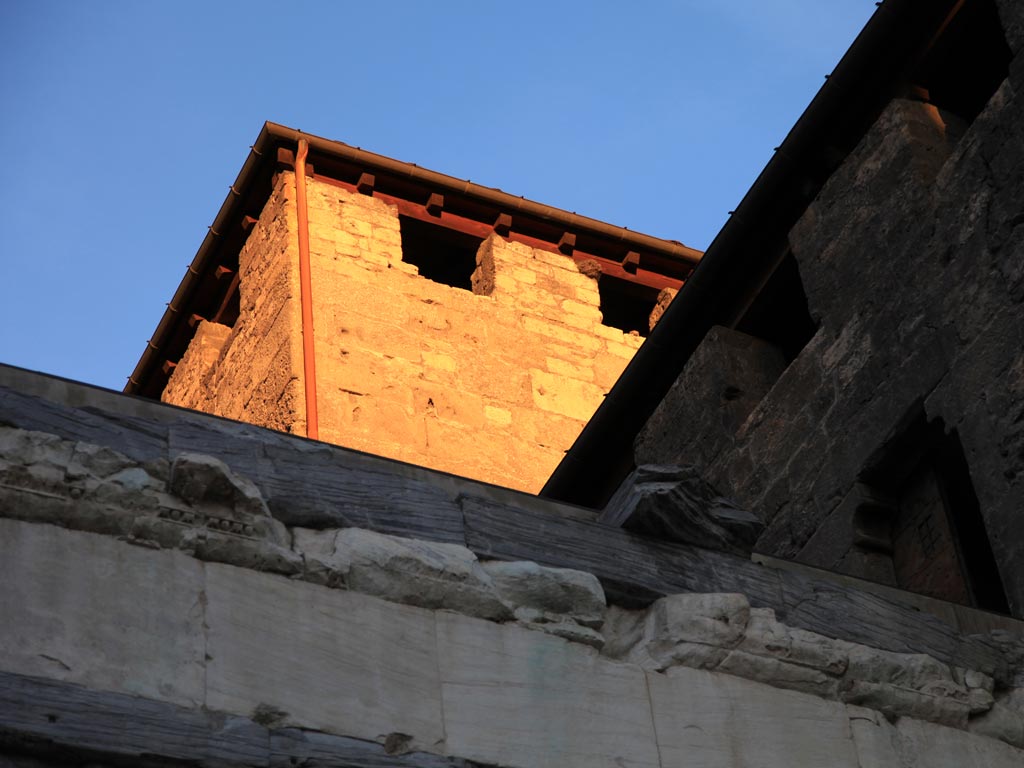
636,15,1024,616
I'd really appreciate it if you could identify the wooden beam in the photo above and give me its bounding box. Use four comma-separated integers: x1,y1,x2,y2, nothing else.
357,172,376,195
0,671,473,768
426,193,444,217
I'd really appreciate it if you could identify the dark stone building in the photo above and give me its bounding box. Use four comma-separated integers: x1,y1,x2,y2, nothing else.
546,0,1024,618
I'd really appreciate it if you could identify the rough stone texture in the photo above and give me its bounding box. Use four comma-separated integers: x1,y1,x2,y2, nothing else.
164,174,305,435
481,560,606,646
634,325,786,469
647,286,677,331
296,526,512,621
1,514,1022,767
603,592,999,730
0,426,300,575
636,86,1024,613
601,464,763,555
1,401,1017,684
165,173,645,493
970,687,1024,748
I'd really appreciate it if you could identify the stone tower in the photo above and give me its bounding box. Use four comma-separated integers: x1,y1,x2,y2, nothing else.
136,128,698,492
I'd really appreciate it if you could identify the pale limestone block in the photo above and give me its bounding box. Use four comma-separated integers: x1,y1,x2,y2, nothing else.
529,246,576,270
895,716,1024,768
546,356,596,382
481,560,606,628
739,607,848,675
561,298,603,320
648,666,860,768
611,593,749,671
328,528,511,620
0,519,205,707
969,687,1024,748
842,646,969,727
607,339,640,360
420,351,456,373
529,368,606,421
493,273,518,293
521,316,603,352
558,311,602,332
436,612,660,768
511,266,537,284
846,705,901,768
205,563,445,751
717,650,837,698
483,405,512,426
593,323,622,342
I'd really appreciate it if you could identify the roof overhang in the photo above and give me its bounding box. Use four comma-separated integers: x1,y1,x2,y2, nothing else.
126,123,702,399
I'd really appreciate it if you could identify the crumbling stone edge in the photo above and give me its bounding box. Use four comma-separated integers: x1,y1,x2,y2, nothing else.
1,425,1022,747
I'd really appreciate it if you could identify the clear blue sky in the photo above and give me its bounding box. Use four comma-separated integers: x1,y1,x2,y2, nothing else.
0,1,876,391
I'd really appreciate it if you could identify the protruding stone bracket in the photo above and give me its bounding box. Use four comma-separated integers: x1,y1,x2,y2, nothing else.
356,172,375,195
426,192,444,217
558,232,576,255
241,215,258,233
599,464,764,556
214,266,235,281
622,251,641,274
493,212,512,236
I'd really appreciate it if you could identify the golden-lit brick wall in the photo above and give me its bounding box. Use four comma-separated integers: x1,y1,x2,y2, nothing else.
165,172,647,492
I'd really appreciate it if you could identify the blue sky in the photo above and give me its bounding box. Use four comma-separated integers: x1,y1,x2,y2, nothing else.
0,1,876,391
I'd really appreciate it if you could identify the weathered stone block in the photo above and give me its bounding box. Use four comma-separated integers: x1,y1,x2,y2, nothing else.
0,520,205,707
314,527,512,621
601,464,763,555
647,666,861,768
634,326,785,469
436,611,660,768
482,560,606,628
205,563,446,751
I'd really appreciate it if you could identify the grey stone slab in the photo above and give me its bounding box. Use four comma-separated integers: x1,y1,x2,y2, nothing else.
204,562,445,752
647,666,860,768
436,611,660,768
895,716,1024,768
847,706,901,768
0,519,205,707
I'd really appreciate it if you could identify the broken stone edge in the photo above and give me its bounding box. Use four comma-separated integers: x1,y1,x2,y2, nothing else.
1,425,1022,746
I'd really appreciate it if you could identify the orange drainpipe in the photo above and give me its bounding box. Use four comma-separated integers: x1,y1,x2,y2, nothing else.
294,139,319,439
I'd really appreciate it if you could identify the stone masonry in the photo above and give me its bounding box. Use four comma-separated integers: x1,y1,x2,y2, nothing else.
634,17,1024,614
164,171,645,492
2,370,1023,767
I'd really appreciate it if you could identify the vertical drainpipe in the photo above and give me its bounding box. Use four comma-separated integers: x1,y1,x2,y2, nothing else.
294,139,320,439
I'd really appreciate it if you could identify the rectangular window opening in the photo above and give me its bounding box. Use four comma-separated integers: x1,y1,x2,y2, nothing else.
859,409,1010,614
911,0,1011,128
599,277,658,337
735,251,818,364
399,215,482,292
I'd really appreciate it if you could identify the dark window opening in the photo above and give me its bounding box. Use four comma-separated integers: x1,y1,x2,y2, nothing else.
735,252,818,363
859,408,1009,613
399,215,482,291
599,277,658,337
912,0,1011,125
